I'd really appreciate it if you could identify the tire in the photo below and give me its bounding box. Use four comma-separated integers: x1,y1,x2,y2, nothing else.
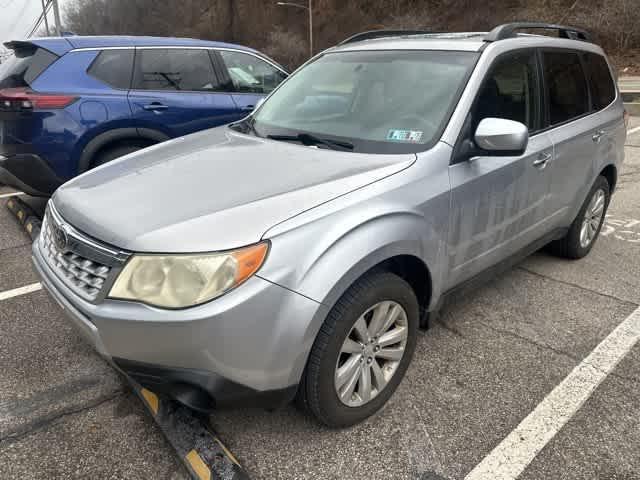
92,142,149,168
548,175,610,259
297,271,419,427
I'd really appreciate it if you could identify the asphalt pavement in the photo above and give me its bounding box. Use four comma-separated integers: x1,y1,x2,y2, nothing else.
1,120,639,479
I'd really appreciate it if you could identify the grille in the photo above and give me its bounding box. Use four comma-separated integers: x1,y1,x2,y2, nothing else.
40,210,112,301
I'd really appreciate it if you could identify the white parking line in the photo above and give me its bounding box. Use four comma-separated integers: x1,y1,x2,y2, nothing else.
0,191,24,199
465,305,640,480
0,283,42,301
628,125,640,135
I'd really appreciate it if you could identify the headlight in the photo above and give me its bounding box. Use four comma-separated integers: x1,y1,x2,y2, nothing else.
109,242,269,308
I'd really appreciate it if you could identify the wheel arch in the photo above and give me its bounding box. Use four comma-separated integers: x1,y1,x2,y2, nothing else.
264,209,446,387
77,127,170,172
600,164,617,193
287,245,434,387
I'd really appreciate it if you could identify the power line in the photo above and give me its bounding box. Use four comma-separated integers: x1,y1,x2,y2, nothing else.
27,1,52,38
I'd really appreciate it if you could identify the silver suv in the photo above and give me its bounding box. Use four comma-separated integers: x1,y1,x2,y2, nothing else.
33,23,626,427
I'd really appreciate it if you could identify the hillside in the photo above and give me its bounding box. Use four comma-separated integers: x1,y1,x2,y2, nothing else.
56,0,640,74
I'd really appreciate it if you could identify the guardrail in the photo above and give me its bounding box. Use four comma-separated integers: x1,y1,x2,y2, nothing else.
619,77,640,116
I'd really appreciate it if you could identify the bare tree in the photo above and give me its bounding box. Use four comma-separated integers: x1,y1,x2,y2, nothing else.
62,0,640,70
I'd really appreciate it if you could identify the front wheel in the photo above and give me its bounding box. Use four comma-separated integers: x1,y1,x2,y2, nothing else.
298,271,419,427
549,175,610,259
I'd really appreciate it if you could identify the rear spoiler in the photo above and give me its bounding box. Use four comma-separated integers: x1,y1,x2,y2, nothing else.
3,41,37,51
3,38,72,57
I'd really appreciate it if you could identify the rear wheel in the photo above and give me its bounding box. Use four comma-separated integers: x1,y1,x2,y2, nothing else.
548,175,610,259
298,271,419,427
92,141,151,168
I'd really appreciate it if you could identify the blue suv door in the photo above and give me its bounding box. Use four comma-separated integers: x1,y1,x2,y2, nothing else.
127,48,239,138
214,49,288,114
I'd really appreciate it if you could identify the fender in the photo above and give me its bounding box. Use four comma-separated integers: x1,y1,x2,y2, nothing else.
77,128,170,172
258,208,448,386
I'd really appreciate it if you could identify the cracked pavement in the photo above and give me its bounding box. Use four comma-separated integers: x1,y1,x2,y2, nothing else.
0,121,639,479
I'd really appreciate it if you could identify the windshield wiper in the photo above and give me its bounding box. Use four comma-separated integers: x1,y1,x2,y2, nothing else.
267,133,354,151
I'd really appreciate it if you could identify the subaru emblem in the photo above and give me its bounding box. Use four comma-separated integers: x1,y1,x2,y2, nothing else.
53,223,69,252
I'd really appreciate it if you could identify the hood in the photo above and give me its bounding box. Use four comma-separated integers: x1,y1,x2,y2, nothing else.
53,127,414,253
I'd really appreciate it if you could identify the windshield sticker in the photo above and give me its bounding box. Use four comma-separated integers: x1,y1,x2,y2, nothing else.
387,129,423,143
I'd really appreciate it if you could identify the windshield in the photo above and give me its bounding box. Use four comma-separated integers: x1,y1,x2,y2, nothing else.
251,50,478,154
0,46,58,89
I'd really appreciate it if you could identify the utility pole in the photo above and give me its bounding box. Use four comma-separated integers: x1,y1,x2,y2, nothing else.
276,0,313,57
308,0,313,57
52,0,62,37
40,0,51,36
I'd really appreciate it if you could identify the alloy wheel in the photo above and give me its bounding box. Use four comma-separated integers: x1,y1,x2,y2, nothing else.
579,188,606,248
334,300,408,407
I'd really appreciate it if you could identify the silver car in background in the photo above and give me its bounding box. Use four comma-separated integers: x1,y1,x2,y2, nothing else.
33,22,626,427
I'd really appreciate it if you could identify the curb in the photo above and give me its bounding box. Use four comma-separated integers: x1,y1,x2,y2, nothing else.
129,380,251,480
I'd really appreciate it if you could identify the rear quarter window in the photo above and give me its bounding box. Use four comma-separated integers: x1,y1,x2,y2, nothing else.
88,50,134,90
0,46,58,88
583,52,616,111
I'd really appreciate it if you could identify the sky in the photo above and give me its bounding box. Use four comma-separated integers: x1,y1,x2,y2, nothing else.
0,0,70,48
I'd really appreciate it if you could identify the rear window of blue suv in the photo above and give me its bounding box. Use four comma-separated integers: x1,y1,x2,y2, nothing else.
0,44,58,90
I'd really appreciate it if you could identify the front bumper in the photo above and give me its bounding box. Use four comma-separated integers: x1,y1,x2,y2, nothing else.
32,240,327,410
0,153,63,197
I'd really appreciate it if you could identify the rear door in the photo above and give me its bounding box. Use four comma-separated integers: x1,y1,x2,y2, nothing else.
213,49,287,116
582,51,622,182
541,49,602,225
447,49,554,288
127,48,238,138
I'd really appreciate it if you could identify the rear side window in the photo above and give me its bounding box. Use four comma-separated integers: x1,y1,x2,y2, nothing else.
583,52,616,111
132,49,221,91
0,46,58,88
542,51,589,126
88,50,134,89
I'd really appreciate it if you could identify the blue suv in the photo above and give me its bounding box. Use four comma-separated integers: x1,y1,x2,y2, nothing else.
0,36,287,196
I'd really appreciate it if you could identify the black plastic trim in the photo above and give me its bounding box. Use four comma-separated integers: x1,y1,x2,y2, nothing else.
78,127,169,172
0,153,63,196
113,357,298,412
434,227,569,312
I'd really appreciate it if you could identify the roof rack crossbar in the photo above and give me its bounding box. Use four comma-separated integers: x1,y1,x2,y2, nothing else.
339,29,434,46
485,22,592,43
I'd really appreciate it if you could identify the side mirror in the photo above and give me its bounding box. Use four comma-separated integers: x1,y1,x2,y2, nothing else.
474,118,529,155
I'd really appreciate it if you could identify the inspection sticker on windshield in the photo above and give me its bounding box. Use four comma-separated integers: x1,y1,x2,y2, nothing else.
387,129,423,143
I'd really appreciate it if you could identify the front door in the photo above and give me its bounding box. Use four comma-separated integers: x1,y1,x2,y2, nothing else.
214,49,287,119
128,48,239,138
446,49,554,288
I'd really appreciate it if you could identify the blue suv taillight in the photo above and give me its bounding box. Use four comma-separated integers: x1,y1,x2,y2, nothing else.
0,88,78,111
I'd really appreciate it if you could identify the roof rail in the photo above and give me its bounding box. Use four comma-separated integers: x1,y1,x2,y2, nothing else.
339,29,433,46
485,22,592,43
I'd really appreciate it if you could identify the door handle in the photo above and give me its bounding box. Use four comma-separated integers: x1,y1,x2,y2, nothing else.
241,105,255,112
592,130,605,143
143,103,168,111
533,152,552,169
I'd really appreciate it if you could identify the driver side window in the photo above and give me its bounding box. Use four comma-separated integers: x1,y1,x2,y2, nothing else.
473,50,541,133
219,50,287,94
